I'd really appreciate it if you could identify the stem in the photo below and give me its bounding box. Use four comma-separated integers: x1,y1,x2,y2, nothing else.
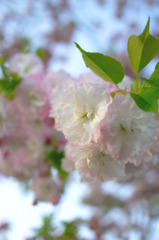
116,84,120,91
136,73,138,92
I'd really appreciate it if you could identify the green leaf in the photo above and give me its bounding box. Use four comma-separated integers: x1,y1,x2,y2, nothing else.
36,47,46,59
148,62,159,87
20,38,30,53
0,56,5,65
155,62,159,70
138,17,150,42
75,42,124,85
139,35,159,72
32,215,81,240
59,221,79,240
140,62,159,88
0,60,22,99
130,85,159,114
32,214,56,240
46,150,68,181
128,18,159,73
0,71,22,100
128,36,142,73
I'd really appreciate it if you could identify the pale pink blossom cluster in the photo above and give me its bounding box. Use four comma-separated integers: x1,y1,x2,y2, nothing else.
50,73,158,182
0,53,66,204
0,52,158,189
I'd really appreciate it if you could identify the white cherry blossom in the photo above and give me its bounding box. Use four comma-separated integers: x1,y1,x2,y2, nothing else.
62,142,75,173
9,53,44,77
50,81,112,145
31,177,62,204
14,74,48,118
99,94,157,163
77,72,117,93
0,96,19,138
73,145,125,182
44,70,71,99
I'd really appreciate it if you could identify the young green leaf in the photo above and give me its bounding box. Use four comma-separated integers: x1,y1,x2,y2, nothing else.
139,62,159,88
32,214,56,240
75,42,124,85
148,62,159,87
0,72,22,100
58,222,79,240
0,59,22,99
46,150,68,181
0,56,5,65
139,34,159,72
155,62,159,70
130,85,159,114
36,47,46,59
128,18,159,73
128,36,143,74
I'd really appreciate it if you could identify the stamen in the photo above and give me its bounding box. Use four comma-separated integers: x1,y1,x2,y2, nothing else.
120,124,127,133
77,113,87,120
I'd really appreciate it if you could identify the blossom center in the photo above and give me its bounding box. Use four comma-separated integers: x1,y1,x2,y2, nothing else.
77,109,95,120
120,121,134,134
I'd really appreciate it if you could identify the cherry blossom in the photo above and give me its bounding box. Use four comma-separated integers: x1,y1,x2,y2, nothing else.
0,96,19,138
44,70,71,99
31,177,62,204
13,74,48,119
73,145,125,182
9,53,44,77
99,94,157,164
62,142,75,173
50,81,112,145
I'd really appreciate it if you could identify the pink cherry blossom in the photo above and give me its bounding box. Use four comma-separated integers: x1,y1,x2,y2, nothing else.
31,176,62,204
73,145,125,182
99,93,157,164
77,72,117,93
0,96,19,138
13,74,48,119
62,142,75,173
9,53,44,77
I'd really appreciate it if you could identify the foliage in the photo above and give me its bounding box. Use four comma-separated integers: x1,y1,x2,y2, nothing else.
75,43,124,85
32,214,56,240
46,150,68,181
36,48,46,60
76,18,159,114
0,56,22,99
130,85,159,114
58,222,79,240
30,215,80,240
127,18,159,73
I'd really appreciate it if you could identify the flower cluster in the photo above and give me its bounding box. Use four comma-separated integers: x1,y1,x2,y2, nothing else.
0,53,66,204
0,51,158,191
50,72,158,182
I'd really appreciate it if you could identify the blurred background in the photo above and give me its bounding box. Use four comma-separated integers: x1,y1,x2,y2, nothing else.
0,0,159,240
